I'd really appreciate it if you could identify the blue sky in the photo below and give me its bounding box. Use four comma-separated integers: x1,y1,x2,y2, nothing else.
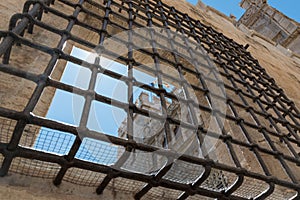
187,0,300,22
46,47,172,137
35,47,167,163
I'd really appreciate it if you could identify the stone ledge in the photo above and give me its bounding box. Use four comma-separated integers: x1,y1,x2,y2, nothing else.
0,173,133,200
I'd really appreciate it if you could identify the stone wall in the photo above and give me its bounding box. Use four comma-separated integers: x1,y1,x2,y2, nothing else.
190,0,300,109
0,174,133,200
0,0,300,199
0,0,70,116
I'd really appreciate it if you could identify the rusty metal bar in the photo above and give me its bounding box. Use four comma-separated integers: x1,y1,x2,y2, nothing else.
0,0,299,199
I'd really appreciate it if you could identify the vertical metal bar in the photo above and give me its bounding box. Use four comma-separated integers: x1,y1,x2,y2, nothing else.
168,7,245,196
96,0,136,194
156,1,203,150
53,0,113,186
225,54,299,184
133,0,178,199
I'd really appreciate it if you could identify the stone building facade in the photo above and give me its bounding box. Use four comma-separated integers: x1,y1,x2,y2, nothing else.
0,0,300,200
118,91,228,191
237,0,300,54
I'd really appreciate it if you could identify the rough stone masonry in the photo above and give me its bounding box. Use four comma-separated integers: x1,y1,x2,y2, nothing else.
0,0,300,199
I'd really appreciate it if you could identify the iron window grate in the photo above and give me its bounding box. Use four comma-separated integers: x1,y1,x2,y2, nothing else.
0,0,299,199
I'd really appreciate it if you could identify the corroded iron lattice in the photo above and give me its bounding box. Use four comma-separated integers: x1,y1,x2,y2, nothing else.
0,0,300,199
